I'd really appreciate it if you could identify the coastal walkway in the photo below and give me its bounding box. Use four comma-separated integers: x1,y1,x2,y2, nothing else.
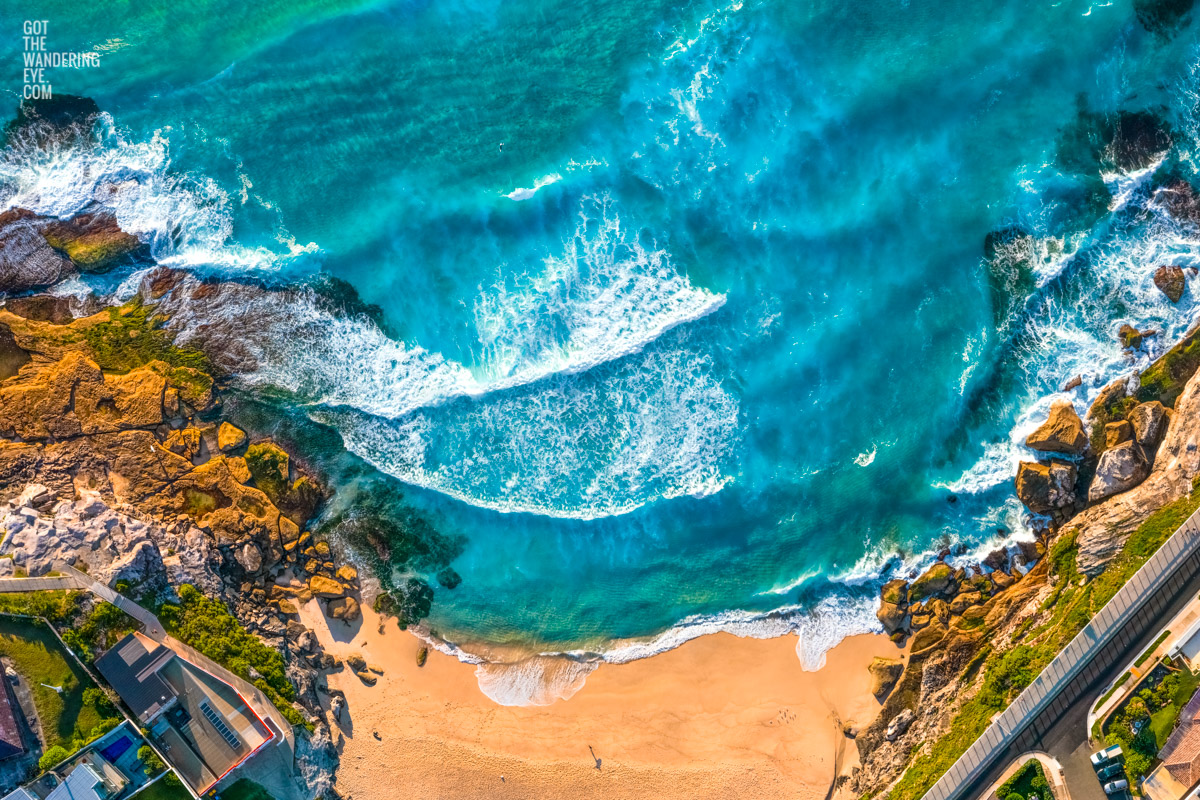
921,505,1200,800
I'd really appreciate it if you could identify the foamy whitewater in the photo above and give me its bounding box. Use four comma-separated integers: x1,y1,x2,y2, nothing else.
4,0,1200,704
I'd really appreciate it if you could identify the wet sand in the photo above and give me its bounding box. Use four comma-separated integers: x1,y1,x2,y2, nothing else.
301,600,901,800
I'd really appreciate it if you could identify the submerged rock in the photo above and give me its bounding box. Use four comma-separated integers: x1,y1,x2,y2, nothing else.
1107,111,1173,173
1025,400,1088,455
1155,265,1188,303
1089,441,1151,501
40,208,142,273
1134,0,1195,35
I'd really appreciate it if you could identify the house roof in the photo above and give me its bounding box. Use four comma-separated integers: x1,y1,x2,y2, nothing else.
93,633,176,722
1160,687,1200,785
0,676,25,760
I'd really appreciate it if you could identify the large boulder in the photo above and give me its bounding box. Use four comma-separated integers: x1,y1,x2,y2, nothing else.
1155,265,1188,303
1130,401,1169,452
910,562,954,602
868,657,904,701
886,708,916,741
1119,324,1145,350
217,422,247,452
1089,441,1151,502
328,596,361,623
881,579,908,605
1015,460,1078,515
308,575,345,599
0,210,73,293
1025,400,1088,455
40,208,141,273
1105,420,1133,449
876,601,908,635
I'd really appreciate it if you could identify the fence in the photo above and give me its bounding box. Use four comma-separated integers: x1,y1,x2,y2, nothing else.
921,505,1200,800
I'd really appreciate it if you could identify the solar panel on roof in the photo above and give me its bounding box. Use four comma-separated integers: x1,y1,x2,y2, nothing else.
199,700,240,749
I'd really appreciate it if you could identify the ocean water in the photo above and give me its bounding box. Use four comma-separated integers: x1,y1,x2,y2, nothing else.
5,0,1200,702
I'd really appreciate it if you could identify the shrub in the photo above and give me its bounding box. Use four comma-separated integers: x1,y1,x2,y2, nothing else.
38,745,68,772
137,744,164,775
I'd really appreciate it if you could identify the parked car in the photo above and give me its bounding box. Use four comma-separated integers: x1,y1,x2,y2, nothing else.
1091,745,1124,767
1103,778,1130,794
1097,763,1125,781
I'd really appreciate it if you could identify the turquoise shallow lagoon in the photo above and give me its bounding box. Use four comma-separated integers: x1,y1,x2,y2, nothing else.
5,0,1200,697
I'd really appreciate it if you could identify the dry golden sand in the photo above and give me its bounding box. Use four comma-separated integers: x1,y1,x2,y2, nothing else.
300,601,901,800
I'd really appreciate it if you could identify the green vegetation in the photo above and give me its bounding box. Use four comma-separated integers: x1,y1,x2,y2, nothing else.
218,778,276,800
243,443,322,525
77,299,210,374
890,484,1200,800
0,617,120,752
1138,329,1200,408
38,745,68,772
132,773,191,800
1096,672,1132,711
61,601,138,663
137,744,165,776
1135,630,1172,667
909,563,953,603
1102,661,1200,782
158,585,307,730
997,759,1052,800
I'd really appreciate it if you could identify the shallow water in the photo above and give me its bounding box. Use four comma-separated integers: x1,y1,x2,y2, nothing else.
5,0,1200,690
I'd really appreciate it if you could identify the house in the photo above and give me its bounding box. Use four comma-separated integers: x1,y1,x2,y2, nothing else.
0,756,125,800
94,633,274,797
0,671,27,760
1146,689,1200,799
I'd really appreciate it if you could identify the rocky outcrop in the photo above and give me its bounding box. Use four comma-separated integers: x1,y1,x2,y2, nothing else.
910,563,954,602
1089,441,1151,502
1158,179,1200,227
0,210,73,293
1025,400,1088,455
39,208,141,273
218,422,247,451
1156,265,1188,303
1119,323,1145,349
1015,460,1078,516
1075,365,1200,574
1131,401,1169,452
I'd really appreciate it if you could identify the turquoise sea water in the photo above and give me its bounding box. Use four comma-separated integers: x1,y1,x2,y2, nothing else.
6,0,1200,700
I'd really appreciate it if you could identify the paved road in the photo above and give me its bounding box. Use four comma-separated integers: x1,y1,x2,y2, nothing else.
958,547,1200,800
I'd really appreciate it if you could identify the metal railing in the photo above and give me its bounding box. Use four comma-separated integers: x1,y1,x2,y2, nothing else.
921,504,1200,800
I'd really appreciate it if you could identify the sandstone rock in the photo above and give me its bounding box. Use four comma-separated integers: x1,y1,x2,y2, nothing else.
236,542,263,574
1062,375,1083,392
315,541,331,557
162,428,201,461
367,664,384,675
881,579,907,605
991,570,1016,590
927,598,950,623
868,657,904,700
345,653,367,673
330,695,346,723
885,709,915,741
1155,265,1187,303
1105,420,1133,449
226,456,252,484
910,613,931,631
1130,401,1169,452
876,601,908,635
217,422,247,452
949,591,983,616
308,575,345,598
910,562,954,602
910,621,947,652
416,646,428,668
1015,460,1077,515
355,671,377,686
982,549,1009,572
41,208,141,273
1025,400,1088,455
1119,323,1144,349
0,210,73,293
277,600,299,615
1089,441,1151,502
327,596,360,623
335,564,358,583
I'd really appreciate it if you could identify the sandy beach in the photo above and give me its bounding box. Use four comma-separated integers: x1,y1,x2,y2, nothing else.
299,600,902,800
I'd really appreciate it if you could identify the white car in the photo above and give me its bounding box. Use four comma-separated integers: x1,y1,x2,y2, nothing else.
1091,745,1123,766
1104,778,1129,793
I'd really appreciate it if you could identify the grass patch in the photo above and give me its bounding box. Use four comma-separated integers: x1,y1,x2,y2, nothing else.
890,485,1200,800
132,774,192,800
0,617,118,751
1138,327,1200,408
997,758,1053,800
1135,630,1172,667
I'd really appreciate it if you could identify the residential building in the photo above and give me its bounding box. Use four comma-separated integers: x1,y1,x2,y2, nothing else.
94,633,273,797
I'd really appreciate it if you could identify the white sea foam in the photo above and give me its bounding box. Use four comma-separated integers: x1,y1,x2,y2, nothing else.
473,655,599,706
853,445,877,467
504,172,563,201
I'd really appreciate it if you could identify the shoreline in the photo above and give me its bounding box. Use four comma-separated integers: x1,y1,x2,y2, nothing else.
300,600,903,800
